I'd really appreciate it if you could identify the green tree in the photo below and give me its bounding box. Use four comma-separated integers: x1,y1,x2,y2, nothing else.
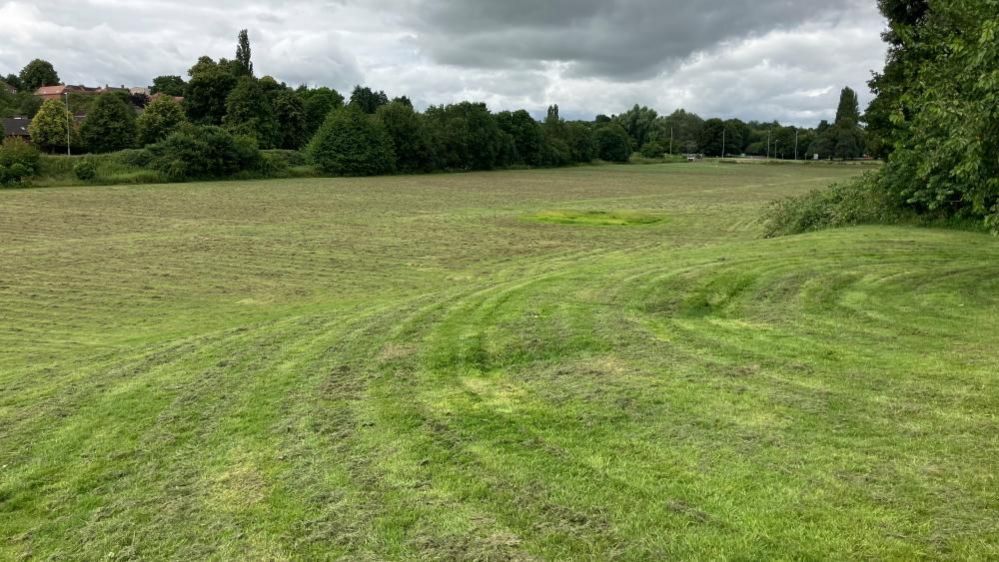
698,118,726,157
594,123,632,162
654,109,704,154
424,102,505,171
235,29,254,77
308,107,395,176
497,110,545,166
349,86,389,114
300,87,345,138
184,57,238,125
865,0,931,158
19,59,60,91
81,93,137,153
138,96,188,145
272,90,309,150
835,87,861,124
565,122,596,163
223,77,279,148
375,101,435,173
151,75,186,97
875,0,999,228
28,98,80,153
614,105,658,148
3,74,23,91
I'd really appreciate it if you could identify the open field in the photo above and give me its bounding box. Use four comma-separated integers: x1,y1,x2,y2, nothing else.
1,163,997,560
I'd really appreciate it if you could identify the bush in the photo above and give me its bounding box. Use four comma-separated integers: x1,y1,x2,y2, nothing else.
308,107,395,176
80,93,138,153
761,173,904,238
0,137,40,186
73,158,97,181
640,141,666,158
148,125,260,181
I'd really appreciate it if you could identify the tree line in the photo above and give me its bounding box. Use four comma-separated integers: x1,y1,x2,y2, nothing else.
3,30,870,184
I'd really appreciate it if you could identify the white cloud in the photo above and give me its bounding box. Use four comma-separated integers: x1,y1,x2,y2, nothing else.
0,0,887,126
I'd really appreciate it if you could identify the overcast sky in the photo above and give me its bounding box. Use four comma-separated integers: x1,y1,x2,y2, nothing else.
0,0,887,125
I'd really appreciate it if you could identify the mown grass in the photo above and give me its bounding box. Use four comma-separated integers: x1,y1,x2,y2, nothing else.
1,162,996,560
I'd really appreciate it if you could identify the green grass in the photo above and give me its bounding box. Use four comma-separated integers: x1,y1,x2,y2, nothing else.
527,209,666,226
1,162,996,560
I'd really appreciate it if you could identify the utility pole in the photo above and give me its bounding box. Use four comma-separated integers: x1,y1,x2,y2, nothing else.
722,128,726,159
64,92,71,156
767,129,771,160
669,128,674,155
794,129,799,161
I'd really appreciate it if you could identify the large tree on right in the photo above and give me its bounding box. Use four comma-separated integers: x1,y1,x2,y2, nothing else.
869,0,999,228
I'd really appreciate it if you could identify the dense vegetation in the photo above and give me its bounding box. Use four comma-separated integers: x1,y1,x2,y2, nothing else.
3,28,873,186
766,0,999,235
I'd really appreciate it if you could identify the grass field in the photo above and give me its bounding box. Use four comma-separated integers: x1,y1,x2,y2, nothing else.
1,162,997,560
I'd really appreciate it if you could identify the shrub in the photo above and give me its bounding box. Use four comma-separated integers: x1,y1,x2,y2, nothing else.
148,124,260,181
73,158,97,181
640,141,666,158
308,107,395,176
0,137,40,186
137,96,187,146
760,173,904,238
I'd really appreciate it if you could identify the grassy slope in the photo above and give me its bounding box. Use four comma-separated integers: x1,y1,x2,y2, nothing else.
1,163,996,560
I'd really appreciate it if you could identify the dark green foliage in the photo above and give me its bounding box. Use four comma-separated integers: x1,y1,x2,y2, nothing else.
865,0,932,158
148,124,260,181
235,29,254,77
424,102,506,171
0,137,40,186
698,118,726,157
376,102,436,173
151,75,186,97
349,86,389,114
223,77,279,148
497,110,545,166
301,87,345,138
835,87,861,124
81,94,137,153
614,105,658,148
308,107,395,176
565,122,596,163
809,88,866,160
875,0,999,230
73,158,97,181
138,96,188,146
761,174,903,237
654,109,704,154
184,57,238,125
594,124,632,163
4,74,23,91
272,91,309,150
640,141,665,158
19,59,60,91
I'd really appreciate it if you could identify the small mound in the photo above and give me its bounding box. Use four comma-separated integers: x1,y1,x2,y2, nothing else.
528,210,665,226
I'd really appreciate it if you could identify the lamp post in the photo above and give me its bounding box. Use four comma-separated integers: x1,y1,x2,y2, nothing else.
64,91,71,156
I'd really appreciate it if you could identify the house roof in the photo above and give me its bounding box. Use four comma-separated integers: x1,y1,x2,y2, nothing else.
2,117,31,137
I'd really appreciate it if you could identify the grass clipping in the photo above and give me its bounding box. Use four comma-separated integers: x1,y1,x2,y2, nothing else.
529,210,665,226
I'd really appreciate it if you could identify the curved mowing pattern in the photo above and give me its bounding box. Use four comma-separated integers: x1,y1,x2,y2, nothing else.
0,165,997,559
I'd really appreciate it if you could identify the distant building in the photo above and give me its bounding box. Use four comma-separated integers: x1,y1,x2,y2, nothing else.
35,84,100,101
2,117,31,140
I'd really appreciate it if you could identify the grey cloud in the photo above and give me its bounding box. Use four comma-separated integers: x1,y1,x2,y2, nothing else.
395,0,860,79
0,0,886,126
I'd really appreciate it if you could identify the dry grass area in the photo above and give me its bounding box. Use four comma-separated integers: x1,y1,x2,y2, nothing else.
1,162,997,560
